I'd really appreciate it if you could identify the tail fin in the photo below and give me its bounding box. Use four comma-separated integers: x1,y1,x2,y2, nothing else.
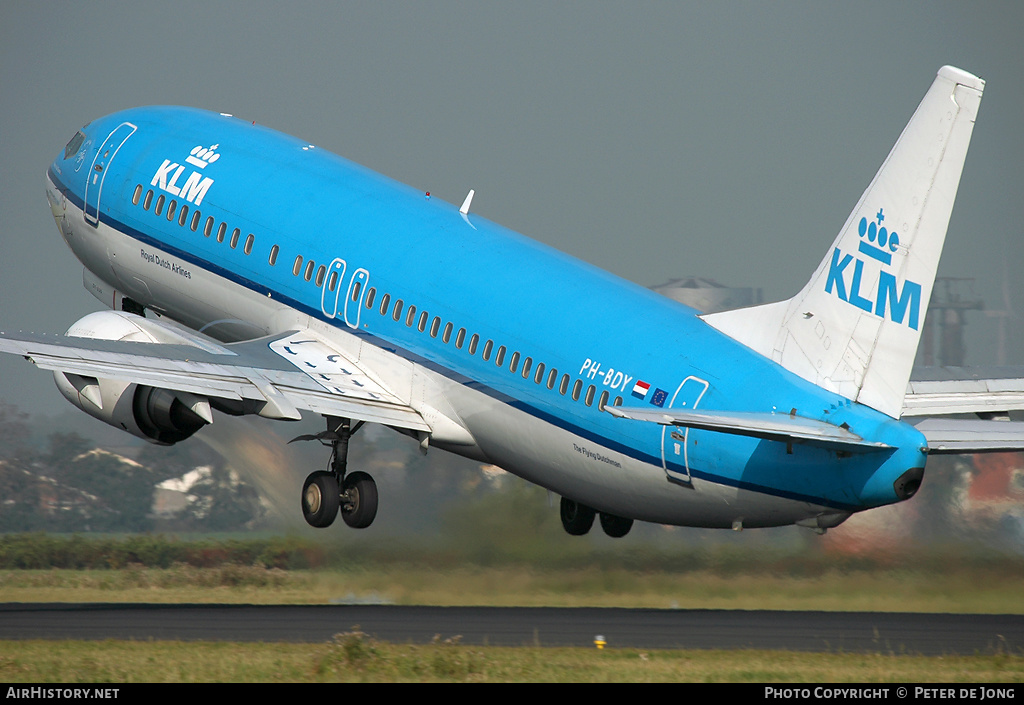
702,66,984,418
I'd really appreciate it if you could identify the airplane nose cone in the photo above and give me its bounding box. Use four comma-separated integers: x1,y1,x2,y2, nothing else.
46,178,63,217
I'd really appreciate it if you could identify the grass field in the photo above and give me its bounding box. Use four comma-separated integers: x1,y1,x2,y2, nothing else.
1,636,1022,683
0,563,1021,613
1,534,1022,682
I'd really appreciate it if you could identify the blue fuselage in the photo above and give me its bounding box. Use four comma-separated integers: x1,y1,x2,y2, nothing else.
45,106,928,528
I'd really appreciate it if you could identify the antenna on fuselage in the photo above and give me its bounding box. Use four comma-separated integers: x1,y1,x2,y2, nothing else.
459,189,475,215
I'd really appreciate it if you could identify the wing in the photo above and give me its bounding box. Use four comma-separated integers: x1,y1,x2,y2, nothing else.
0,328,429,432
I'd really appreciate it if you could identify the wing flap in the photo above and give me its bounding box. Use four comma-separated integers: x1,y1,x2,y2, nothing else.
606,406,893,453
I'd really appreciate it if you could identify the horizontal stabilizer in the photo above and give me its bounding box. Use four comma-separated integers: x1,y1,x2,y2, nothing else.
904,369,1024,416
606,406,893,453
909,418,1024,454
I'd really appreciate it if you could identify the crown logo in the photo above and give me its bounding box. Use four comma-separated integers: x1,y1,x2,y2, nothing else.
857,208,899,265
185,144,221,169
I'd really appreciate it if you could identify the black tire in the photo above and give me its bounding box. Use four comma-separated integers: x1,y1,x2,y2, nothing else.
341,471,378,529
599,512,633,538
560,497,595,536
302,471,340,528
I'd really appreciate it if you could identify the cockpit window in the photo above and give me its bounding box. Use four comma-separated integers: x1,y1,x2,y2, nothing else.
64,131,86,160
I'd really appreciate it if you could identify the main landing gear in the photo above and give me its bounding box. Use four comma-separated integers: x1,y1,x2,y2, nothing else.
559,496,633,538
294,417,378,529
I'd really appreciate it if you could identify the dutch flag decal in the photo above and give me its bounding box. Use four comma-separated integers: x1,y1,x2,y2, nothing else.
632,380,650,400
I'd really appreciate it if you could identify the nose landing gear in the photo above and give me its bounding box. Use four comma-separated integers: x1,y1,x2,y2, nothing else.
295,417,378,529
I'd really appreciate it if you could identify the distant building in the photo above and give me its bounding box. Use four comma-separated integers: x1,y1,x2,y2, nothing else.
651,277,763,314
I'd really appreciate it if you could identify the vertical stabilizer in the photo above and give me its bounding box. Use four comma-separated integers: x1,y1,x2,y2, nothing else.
702,66,984,418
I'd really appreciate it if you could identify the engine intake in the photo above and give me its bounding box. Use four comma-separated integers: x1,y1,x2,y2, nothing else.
52,310,218,445
55,372,211,446
133,386,209,444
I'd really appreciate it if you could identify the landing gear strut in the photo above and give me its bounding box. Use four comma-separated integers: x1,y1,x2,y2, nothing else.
295,417,378,529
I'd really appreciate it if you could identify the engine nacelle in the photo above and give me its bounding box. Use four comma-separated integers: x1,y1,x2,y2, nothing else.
53,311,217,445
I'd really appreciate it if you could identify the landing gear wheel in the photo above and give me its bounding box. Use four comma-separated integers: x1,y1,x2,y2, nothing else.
560,497,596,536
599,512,633,538
302,471,340,528
341,471,378,529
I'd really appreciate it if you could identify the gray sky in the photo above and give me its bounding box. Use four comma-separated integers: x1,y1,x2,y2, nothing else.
2,1,1023,416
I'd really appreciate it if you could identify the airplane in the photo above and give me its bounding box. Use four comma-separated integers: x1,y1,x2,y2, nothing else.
2,65,1023,537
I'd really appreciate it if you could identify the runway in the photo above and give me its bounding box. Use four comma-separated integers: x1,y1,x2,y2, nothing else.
1,604,1020,654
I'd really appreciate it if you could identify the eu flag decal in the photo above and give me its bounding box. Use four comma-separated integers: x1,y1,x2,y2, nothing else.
650,388,668,407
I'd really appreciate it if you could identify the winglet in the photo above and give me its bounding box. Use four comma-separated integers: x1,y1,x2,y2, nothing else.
702,66,984,419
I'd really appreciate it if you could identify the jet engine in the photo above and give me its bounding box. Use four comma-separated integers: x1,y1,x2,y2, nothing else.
53,311,218,445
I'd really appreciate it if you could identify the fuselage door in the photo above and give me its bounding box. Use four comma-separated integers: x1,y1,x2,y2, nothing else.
320,258,347,319
84,122,136,226
660,375,710,484
343,268,370,329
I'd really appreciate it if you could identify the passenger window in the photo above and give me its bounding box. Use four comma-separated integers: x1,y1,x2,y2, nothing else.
572,380,583,401
482,340,492,361
328,270,338,291
143,190,153,210
154,194,164,216
178,204,189,227
132,185,142,205
191,211,201,232
269,244,279,266
613,396,623,407
365,287,376,309
244,233,254,255
469,334,479,355
405,305,416,327
559,374,569,395
534,362,545,384
379,293,391,316
351,282,361,302
584,385,595,406
442,322,453,344
598,390,609,411
430,317,441,338
521,357,532,379
229,228,240,249
204,216,214,237
217,223,226,243
393,299,404,321
292,255,303,276
417,311,428,332
495,346,506,367
166,199,177,221
304,260,315,281
315,265,326,287
509,351,519,373
547,369,558,390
